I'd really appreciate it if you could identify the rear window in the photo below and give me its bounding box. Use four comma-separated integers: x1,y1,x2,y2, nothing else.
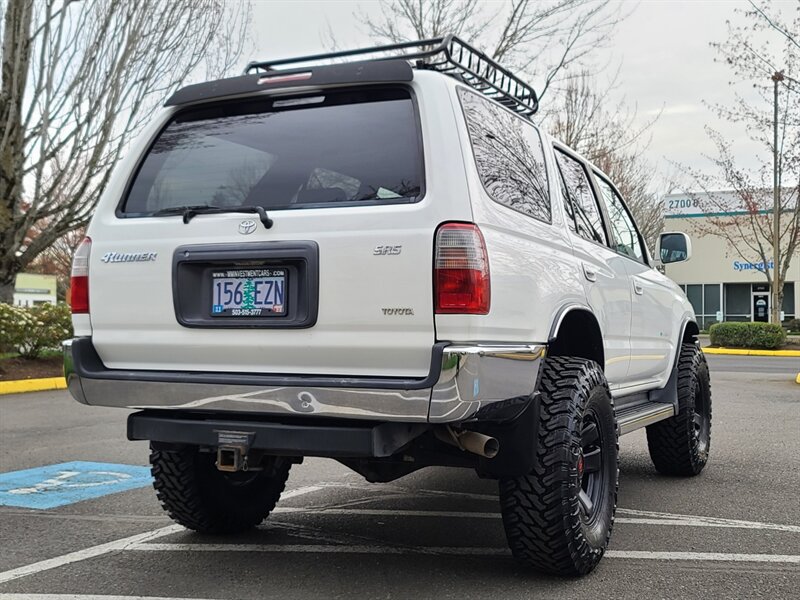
121,88,423,215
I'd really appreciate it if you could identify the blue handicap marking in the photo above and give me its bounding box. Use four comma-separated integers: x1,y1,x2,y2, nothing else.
0,461,152,509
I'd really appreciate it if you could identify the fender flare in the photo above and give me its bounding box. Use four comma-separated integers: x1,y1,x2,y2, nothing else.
649,317,700,411
547,302,600,343
673,317,700,370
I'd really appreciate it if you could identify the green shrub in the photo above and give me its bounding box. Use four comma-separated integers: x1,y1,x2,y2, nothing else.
786,318,800,334
0,303,73,358
0,303,24,354
708,321,787,350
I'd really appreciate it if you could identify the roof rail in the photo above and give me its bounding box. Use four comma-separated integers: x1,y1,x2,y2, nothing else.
245,35,538,117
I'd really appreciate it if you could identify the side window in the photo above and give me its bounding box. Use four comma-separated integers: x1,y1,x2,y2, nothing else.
557,166,577,232
458,88,551,223
554,150,607,244
594,175,645,263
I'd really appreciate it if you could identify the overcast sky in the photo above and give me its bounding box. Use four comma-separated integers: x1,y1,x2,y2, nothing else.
248,0,791,185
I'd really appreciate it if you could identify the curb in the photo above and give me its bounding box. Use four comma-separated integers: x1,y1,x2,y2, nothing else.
0,377,67,396
702,347,800,357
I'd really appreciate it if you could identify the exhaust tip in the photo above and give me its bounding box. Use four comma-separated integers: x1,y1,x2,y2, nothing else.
436,428,500,459
482,437,500,459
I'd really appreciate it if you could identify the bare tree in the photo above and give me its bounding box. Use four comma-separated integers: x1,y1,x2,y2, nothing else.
26,226,84,300
0,0,251,303
356,0,626,102
680,138,799,321
353,1,666,248
680,0,799,323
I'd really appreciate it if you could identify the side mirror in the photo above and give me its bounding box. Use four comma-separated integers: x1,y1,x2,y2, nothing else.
657,232,692,264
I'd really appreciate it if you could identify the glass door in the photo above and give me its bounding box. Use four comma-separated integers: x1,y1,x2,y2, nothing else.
752,293,769,322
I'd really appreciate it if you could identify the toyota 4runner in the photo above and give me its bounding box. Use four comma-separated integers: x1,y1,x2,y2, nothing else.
64,36,711,576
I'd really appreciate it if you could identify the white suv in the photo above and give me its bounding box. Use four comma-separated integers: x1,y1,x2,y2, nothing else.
64,36,712,577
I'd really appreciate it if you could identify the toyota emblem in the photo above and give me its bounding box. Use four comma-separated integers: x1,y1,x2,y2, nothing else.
238,219,257,235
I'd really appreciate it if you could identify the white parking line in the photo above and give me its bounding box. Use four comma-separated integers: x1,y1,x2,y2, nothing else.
132,542,506,556
0,525,183,585
273,506,800,533
2,481,799,588
0,484,326,585
128,542,800,564
617,507,800,533
605,551,800,564
0,595,215,600
274,484,327,501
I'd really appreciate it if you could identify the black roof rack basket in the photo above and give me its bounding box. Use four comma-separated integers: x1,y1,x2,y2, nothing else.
245,35,538,117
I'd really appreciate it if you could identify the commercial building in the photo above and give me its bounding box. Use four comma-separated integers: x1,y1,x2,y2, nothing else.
13,273,58,307
662,191,798,329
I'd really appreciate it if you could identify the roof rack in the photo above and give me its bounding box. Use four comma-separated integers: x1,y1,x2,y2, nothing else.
244,35,538,117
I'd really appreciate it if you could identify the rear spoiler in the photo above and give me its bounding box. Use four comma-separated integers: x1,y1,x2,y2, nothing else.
164,59,413,107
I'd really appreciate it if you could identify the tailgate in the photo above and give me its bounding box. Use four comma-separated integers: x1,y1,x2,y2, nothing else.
86,86,439,378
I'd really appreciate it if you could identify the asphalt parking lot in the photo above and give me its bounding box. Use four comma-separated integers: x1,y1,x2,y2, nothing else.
0,355,798,599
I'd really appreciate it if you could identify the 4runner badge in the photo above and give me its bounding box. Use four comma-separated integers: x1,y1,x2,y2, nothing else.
101,252,157,263
238,219,257,235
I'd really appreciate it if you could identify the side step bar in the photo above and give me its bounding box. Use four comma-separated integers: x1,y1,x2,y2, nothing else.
616,402,675,436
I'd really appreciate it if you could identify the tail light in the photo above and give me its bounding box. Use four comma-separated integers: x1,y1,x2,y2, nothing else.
434,223,490,314
70,237,91,314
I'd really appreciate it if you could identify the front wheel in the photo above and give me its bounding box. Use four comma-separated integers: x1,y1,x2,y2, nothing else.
646,343,711,476
498,356,619,577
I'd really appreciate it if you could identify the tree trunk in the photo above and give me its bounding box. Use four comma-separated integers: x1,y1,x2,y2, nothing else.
0,0,34,305
0,278,14,304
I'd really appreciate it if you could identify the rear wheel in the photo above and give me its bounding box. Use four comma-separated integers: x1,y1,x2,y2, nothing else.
498,356,619,576
150,445,291,533
646,343,711,476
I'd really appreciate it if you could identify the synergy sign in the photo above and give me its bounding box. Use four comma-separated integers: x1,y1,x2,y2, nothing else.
733,260,774,272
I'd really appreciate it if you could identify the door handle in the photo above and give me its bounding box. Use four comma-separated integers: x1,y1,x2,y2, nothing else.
582,264,597,282
633,280,644,295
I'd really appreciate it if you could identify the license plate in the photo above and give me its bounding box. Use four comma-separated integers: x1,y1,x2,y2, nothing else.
210,268,286,317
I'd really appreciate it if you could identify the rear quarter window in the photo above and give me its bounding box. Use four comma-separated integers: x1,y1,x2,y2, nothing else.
121,88,423,215
457,88,551,224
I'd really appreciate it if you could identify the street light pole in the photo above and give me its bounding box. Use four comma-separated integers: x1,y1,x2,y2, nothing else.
771,70,783,325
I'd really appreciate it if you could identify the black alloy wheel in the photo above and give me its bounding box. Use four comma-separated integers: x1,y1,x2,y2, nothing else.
691,377,711,456
578,411,608,524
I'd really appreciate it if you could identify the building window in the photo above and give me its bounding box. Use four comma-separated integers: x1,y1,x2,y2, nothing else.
782,282,796,323
703,284,721,329
686,284,702,316
724,283,751,321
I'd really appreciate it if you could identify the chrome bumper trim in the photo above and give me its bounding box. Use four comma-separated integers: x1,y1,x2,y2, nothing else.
428,344,545,422
63,340,87,404
64,340,545,424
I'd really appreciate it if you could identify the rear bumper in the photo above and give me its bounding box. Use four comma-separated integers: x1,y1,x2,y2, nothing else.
64,338,545,424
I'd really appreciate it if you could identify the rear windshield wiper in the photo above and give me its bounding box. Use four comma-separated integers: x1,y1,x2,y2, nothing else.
152,205,273,229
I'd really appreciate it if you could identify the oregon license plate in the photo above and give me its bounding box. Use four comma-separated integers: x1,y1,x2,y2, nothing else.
210,268,286,317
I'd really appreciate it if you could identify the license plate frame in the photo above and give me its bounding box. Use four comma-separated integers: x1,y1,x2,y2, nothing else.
209,267,287,318
172,241,318,329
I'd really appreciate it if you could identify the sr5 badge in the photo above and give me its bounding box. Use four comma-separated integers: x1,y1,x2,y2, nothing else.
373,245,402,256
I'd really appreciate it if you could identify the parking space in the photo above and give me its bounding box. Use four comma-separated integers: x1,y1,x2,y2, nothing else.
1,355,798,599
